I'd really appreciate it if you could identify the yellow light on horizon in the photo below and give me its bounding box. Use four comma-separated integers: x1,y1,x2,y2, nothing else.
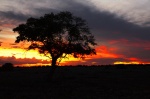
0,47,84,66
0,48,49,60
114,61,140,65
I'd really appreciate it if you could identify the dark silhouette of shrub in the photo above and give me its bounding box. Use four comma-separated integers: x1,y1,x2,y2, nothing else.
116,64,127,69
1,63,14,71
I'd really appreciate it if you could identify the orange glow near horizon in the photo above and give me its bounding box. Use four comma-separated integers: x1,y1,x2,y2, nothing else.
113,61,150,65
95,45,123,58
0,48,49,60
114,61,140,65
18,63,51,67
0,47,81,66
0,45,149,66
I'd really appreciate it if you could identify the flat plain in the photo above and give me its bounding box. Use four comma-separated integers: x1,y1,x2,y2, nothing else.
0,65,150,99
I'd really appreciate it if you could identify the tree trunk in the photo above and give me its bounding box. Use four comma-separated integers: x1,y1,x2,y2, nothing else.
52,58,57,66
49,58,57,81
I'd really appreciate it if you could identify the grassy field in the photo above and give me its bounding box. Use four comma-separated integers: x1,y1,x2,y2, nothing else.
0,65,150,99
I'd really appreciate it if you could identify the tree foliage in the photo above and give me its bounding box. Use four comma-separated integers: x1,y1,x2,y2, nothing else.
13,11,97,66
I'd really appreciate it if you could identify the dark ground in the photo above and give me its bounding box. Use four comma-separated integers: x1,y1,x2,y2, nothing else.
0,65,150,99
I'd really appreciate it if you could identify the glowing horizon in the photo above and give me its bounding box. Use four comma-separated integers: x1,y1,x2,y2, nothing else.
0,46,149,66
0,47,84,66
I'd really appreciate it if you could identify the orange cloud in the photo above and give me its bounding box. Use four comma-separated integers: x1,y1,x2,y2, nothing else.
128,57,139,61
95,45,123,58
113,57,150,65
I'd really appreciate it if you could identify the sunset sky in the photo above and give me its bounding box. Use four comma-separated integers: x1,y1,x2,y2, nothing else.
0,0,150,66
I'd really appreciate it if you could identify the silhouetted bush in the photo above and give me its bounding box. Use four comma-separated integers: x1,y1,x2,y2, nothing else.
1,63,14,71
77,65,82,67
116,64,127,69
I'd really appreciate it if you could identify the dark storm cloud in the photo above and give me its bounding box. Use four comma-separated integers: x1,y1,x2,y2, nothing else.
33,8,58,17
1,0,150,41
32,0,150,41
75,9,150,41
143,21,150,27
0,11,31,29
0,11,29,22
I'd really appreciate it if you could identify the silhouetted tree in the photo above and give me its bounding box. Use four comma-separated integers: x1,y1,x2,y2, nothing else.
13,11,97,78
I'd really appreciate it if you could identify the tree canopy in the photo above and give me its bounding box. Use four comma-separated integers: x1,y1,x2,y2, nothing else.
13,11,97,66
